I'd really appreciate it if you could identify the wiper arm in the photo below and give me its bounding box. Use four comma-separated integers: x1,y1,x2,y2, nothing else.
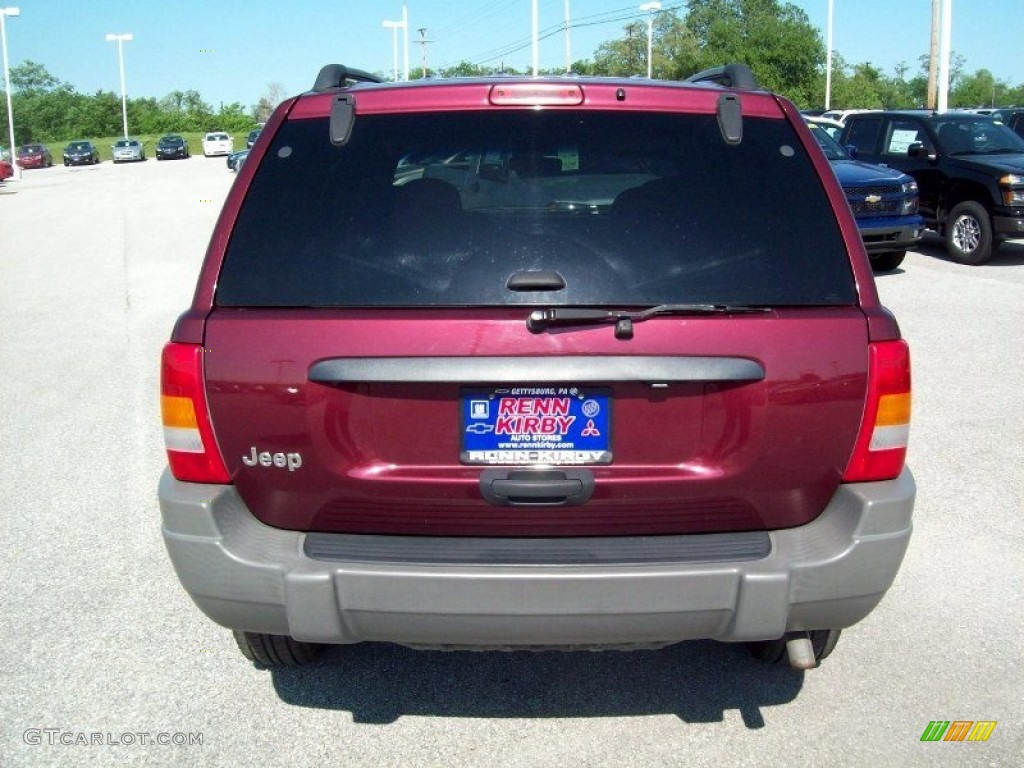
527,303,770,339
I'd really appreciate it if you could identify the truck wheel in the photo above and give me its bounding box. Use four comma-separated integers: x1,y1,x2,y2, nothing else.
746,629,842,667
870,251,906,272
946,201,994,264
232,630,324,667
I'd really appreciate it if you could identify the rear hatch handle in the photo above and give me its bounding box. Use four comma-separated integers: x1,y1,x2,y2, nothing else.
480,468,594,506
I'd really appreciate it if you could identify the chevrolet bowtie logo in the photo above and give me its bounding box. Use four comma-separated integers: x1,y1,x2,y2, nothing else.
865,194,882,203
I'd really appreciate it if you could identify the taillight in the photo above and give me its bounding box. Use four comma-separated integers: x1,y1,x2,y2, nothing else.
843,340,911,482
161,342,230,483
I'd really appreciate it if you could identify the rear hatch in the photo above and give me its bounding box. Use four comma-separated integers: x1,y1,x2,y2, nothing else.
201,85,869,537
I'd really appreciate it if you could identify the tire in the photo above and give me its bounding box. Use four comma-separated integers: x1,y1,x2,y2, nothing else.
746,629,842,667
946,200,994,265
232,630,324,667
870,250,906,272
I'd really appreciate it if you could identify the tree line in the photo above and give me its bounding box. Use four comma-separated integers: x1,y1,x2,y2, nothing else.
427,0,1023,110
4,0,1022,145
2,60,262,145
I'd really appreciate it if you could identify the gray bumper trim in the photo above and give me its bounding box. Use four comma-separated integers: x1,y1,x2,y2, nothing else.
858,222,924,252
304,530,772,566
159,468,914,647
992,213,1024,237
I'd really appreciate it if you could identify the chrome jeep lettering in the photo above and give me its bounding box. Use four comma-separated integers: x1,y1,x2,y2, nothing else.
242,446,303,471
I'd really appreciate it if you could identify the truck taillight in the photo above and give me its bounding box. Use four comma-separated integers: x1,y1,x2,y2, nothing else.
161,342,230,483
843,340,911,482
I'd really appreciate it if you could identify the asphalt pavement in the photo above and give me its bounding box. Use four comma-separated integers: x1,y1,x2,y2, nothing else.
1,158,1021,767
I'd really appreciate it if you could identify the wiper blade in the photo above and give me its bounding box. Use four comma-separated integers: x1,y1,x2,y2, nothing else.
526,303,770,339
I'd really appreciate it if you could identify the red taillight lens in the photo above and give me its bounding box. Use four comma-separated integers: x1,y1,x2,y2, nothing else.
843,340,911,482
161,342,230,483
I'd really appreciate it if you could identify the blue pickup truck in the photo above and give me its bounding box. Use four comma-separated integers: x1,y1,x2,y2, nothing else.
807,118,924,272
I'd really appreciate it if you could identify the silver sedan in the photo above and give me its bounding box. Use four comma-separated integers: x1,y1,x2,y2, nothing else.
111,138,146,163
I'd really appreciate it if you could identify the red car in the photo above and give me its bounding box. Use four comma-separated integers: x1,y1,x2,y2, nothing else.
16,144,53,169
160,63,914,671
0,158,12,180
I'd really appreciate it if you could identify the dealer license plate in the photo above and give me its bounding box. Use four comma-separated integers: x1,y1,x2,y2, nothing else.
460,386,612,465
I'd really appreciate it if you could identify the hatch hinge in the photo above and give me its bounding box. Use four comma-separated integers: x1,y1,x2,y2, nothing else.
330,94,356,146
717,93,743,146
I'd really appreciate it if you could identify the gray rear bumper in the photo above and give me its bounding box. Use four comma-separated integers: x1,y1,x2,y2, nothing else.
159,468,914,647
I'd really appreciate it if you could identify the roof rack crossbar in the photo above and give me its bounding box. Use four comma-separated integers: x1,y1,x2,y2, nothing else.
683,63,758,90
313,64,383,92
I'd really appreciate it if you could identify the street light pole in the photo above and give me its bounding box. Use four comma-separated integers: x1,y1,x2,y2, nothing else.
639,2,661,79
825,0,833,110
532,0,539,76
937,0,952,112
564,0,571,74
402,2,409,81
1,6,21,180
382,20,401,82
105,33,133,138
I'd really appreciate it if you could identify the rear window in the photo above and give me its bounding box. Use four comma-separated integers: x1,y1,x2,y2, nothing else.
218,111,855,308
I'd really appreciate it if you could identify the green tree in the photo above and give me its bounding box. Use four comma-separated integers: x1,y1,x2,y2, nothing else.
951,68,1005,108
592,21,646,76
9,60,63,91
683,0,825,105
588,2,823,104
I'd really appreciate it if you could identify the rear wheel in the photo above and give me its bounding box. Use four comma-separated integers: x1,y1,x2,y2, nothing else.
746,629,842,667
870,250,906,272
232,630,324,667
946,200,994,264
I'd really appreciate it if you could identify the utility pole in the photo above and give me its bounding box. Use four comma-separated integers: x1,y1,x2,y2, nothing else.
417,27,432,77
927,0,939,109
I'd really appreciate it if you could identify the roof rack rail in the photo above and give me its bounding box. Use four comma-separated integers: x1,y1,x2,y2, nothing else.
683,63,758,90
312,64,384,91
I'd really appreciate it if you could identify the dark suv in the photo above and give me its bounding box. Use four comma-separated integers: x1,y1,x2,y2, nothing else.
991,109,1024,139
840,110,1024,264
160,64,914,671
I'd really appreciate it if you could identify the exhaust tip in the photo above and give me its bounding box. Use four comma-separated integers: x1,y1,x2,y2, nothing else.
785,633,818,670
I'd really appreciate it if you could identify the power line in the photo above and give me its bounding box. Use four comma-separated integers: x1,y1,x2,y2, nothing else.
446,3,685,70
435,3,684,71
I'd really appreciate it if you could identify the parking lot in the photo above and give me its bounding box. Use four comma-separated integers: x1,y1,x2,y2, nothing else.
1,158,1021,767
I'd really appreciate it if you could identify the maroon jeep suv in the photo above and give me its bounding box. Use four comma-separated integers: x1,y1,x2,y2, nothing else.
159,64,914,670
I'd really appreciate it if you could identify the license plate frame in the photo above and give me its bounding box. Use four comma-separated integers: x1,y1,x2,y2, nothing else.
460,386,612,465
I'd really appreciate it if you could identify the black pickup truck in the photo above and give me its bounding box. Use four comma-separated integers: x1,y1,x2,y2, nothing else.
840,110,1024,264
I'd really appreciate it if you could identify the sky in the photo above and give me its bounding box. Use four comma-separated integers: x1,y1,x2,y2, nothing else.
2,1,1022,111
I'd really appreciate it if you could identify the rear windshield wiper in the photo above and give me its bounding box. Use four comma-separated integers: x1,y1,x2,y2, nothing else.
527,304,771,339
